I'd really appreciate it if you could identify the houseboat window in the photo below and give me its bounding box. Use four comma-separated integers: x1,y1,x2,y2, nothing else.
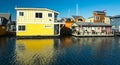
102,20,105,23
67,19,71,22
19,12,24,16
94,16,97,20
54,14,58,20
48,13,52,17
35,13,42,18
18,25,26,31
78,19,82,22
96,16,100,20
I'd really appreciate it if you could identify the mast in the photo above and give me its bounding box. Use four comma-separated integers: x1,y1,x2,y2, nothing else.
67,9,70,17
76,4,78,16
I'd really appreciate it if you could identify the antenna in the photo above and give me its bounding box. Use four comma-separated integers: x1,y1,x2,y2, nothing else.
67,9,70,18
76,4,78,16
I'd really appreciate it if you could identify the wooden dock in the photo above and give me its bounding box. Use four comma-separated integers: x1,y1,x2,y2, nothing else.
17,35,60,39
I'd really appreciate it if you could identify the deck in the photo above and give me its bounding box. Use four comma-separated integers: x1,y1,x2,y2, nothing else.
72,32,114,37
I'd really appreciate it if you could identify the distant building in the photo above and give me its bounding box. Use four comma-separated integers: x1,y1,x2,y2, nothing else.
0,13,11,35
60,16,85,35
15,8,64,36
94,11,105,23
110,15,120,32
88,16,94,22
88,16,111,24
10,21,16,31
60,18,74,35
64,18,74,28
63,16,85,29
72,16,85,22
88,11,110,24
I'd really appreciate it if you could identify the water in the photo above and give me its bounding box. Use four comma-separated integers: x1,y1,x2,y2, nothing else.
0,36,120,65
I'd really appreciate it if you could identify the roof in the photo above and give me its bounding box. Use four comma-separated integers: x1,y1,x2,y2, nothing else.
73,22,112,27
106,16,111,18
0,13,11,20
88,16,94,19
94,11,105,14
88,16,111,19
15,8,59,14
72,16,84,19
111,15,120,19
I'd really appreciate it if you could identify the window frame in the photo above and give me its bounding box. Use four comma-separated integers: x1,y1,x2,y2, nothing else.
97,16,100,20
18,25,26,32
35,13,42,18
19,12,24,16
78,19,83,22
94,16,97,20
48,13,52,17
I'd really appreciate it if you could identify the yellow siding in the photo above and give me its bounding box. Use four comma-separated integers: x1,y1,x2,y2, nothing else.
88,18,94,23
17,24,54,36
16,8,57,36
105,17,110,24
88,17,110,24
17,10,54,23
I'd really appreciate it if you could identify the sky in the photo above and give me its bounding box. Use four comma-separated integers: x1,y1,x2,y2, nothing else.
0,0,120,21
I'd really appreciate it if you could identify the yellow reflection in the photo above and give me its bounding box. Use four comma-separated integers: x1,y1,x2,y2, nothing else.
16,39,54,65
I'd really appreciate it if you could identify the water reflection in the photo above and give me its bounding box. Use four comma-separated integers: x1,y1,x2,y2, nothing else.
0,37,16,65
1,37,120,65
16,39,55,65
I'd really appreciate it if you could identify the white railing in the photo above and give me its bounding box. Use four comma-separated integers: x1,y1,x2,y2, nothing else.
72,31,114,36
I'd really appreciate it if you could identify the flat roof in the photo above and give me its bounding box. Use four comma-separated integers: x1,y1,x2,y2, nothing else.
73,22,112,27
15,8,59,14
94,11,105,14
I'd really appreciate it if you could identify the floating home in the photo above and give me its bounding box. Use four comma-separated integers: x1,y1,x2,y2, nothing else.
88,11,111,24
15,8,64,37
110,15,120,32
60,16,85,35
72,22,114,37
110,15,120,36
0,13,11,36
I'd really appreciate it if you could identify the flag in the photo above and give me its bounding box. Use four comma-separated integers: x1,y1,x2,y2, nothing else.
103,9,106,13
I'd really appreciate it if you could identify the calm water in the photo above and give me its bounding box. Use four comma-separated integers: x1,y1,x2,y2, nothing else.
0,36,120,65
